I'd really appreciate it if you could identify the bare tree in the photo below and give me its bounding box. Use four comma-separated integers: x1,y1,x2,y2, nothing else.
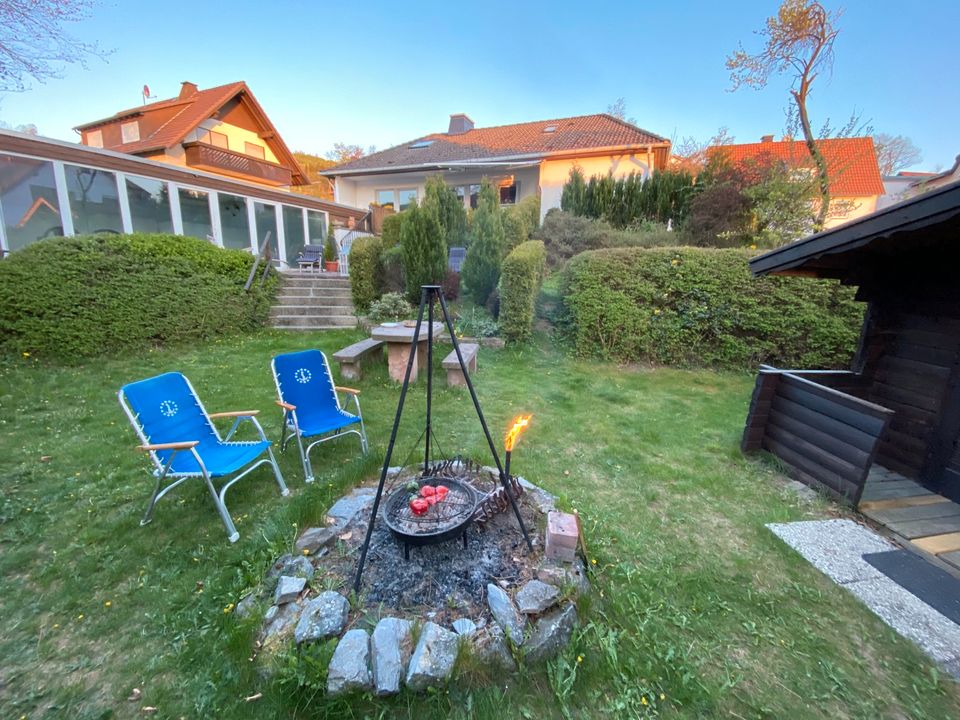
0,0,108,93
727,0,841,231
673,127,736,171
874,133,922,175
606,98,636,125
325,142,376,163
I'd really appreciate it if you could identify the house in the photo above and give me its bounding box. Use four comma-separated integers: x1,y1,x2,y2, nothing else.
878,171,938,209
74,81,308,190
709,135,885,229
324,113,671,222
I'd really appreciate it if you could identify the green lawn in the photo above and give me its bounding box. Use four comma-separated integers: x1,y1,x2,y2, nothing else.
1,330,958,719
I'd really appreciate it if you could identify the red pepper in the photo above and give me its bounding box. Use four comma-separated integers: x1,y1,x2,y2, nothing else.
409,498,429,516
435,485,449,501
420,485,437,498
426,495,438,506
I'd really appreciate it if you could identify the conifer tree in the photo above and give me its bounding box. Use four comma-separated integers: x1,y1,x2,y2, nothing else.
400,201,446,303
423,175,468,248
461,179,505,304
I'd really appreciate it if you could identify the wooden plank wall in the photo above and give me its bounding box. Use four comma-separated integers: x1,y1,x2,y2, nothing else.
742,371,893,504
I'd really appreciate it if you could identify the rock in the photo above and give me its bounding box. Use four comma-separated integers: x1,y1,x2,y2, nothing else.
517,476,557,513
523,603,578,664
481,337,505,349
471,623,516,672
516,580,560,615
327,489,375,528
486,583,525,645
294,591,349,644
327,629,373,696
537,558,591,597
371,617,413,696
386,466,404,478
274,575,306,605
452,618,477,637
295,526,338,554
405,622,460,691
261,602,301,647
235,593,257,619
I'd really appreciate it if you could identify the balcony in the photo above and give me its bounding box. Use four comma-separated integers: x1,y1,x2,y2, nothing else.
183,142,292,187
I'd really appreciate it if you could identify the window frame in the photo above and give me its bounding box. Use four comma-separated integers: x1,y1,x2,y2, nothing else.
244,141,266,160
120,121,140,144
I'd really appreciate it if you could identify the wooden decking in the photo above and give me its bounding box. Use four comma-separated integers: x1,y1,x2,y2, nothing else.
860,466,960,573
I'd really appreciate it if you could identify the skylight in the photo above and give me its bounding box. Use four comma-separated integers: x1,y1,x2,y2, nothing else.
543,125,557,133
409,140,434,149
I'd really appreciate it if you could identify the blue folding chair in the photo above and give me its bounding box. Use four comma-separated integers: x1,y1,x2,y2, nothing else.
118,372,289,543
271,349,369,483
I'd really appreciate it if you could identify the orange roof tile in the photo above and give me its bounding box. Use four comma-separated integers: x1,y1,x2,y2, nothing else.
709,137,884,197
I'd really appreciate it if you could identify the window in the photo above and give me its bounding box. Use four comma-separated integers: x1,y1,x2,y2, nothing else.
64,164,123,234
198,129,229,149
409,140,434,149
178,188,213,241
126,175,173,233
306,209,327,244
499,182,519,205
375,189,395,211
218,193,251,249
543,125,557,133
468,184,481,209
120,121,140,144
244,142,265,160
376,188,418,212
398,188,418,211
86,130,103,148
253,201,278,259
0,155,62,251
282,206,306,264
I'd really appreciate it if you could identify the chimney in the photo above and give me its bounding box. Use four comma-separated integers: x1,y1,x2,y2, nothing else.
179,81,199,99
760,134,774,143
448,113,474,135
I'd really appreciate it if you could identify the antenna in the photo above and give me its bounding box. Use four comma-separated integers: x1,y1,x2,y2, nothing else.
142,84,156,104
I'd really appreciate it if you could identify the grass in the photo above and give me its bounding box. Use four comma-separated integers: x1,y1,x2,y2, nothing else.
1,329,958,719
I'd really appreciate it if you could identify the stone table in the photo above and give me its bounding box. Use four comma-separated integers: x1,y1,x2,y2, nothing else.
370,322,444,383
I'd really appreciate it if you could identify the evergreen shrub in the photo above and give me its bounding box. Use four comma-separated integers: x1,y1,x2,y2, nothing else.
348,235,383,311
500,241,546,343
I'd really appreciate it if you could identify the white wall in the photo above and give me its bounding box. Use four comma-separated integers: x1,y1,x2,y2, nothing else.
539,152,654,222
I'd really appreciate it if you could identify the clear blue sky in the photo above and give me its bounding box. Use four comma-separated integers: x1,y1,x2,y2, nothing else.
3,0,958,170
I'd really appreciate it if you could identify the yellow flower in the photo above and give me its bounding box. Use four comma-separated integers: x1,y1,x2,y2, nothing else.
591,558,597,565
641,697,648,706
77,614,84,621
223,603,235,614
302,548,310,556
671,259,679,266
104,600,112,608
749,244,757,250
22,352,30,358
660,693,666,701
653,309,661,316
577,655,583,664
53,623,60,629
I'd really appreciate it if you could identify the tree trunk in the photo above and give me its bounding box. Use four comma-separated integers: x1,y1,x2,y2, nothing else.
791,88,830,232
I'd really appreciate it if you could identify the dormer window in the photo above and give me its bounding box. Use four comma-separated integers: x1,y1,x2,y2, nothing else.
86,130,103,148
120,121,140,143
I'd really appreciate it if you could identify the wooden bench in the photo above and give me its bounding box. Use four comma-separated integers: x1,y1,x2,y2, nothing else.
441,343,479,387
333,339,384,380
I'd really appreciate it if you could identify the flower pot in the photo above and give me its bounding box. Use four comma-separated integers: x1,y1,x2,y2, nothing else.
324,260,339,273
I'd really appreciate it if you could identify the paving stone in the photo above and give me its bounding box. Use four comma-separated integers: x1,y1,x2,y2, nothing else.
371,617,413,696
471,623,516,672
405,621,459,691
766,519,894,585
516,580,560,615
486,583,526,644
452,618,477,637
327,489,375,528
295,526,338,554
274,575,306,605
327,629,373,696
523,603,578,664
294,591,349,644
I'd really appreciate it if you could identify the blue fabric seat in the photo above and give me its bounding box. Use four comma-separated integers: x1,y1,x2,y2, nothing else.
272,349,368,483
119,372,289,542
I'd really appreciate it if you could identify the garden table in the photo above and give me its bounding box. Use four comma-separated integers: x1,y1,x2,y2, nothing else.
370,322,444,383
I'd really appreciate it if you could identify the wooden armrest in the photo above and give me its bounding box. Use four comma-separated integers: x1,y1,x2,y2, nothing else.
137,441,199,452
208,410,260,419
335,386,360,395
275,400,296,411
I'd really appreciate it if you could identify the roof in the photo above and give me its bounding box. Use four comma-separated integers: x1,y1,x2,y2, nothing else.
709,137,885,197
74,81,306,184
749,177,960,279
325,114,669,175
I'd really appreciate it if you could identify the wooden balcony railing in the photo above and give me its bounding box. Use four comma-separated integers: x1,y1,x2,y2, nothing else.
183,142,292,187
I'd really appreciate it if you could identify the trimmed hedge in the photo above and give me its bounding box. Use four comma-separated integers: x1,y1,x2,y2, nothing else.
0,233,274,360
348,235,383,312
381,212,403,249
500,241,546,343
561,247,863,369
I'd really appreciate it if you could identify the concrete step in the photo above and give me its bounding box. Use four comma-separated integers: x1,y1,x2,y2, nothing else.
271,314,357,329
277,290,353,301
270,304,355,317
279,276,351,288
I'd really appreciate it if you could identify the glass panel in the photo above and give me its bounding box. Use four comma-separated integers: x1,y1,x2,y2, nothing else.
218,193,251,250
282,206,305,264
375,189,395,210
126,175,173,233
253,201,278,261
306,210,326,245
398,188,418,211
178,188,212,240
0,155,62,251
468,184,481,210
63,164,123,234
245,142,265,160
499,182,518,205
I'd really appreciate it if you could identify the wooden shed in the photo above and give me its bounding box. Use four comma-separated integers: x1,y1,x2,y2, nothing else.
742,178,960,507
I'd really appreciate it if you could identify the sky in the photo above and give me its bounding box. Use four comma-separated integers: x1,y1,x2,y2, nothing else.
3,0,959,171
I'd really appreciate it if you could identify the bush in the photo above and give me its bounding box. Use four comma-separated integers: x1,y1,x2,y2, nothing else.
561,167,696,228
381,245,405,294
368,292,413,323
324,225,338,262
500,241,546,343
0,233,273,360
684,183,753,247
348,235,383,312
502,195,541,253
399,202,446,303
560,247,863,369
461,180,505,304
442,270,460,301
381,212,404,249
454,306,499,338
423,175,468,248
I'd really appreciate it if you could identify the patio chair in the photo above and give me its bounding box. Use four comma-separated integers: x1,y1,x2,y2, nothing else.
338,235,352,276
118,372,289,543
297,244,323,273
271,349,369,483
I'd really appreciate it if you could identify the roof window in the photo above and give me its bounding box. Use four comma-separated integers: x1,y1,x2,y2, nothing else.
409,140,434,149
543,125,557,133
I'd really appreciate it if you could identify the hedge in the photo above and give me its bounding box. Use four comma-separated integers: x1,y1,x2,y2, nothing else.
500,240,546,343
348,235,383,312
560,247,863,369
0,233,275,360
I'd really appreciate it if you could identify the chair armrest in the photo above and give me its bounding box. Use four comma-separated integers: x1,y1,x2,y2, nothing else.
275,400,296,411
137,441,199,452
335,386,360,395
208,410,260,419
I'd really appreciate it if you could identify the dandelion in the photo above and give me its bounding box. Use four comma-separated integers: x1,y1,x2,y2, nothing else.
641,697,648,706
77,614,84,621
671,259,679,266
104,600,112,608
653,309,661,316
660,693,666,701
591,558,597,565
749,244,757,250
576,655,583,664
22,352,30,358
53,623,60,629
302,548,310,556
223,603,235,614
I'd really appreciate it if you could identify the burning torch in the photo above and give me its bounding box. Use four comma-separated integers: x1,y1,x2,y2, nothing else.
503,414,532,483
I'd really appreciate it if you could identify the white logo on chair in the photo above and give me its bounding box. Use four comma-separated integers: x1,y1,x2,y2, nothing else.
295,368,312,384
159,400,179,418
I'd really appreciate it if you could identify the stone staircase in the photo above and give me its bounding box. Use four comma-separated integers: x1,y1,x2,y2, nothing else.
270,273,357,330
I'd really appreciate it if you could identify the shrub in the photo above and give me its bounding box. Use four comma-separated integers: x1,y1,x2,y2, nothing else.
455,306,499,338
500,240,546,343
461,179,505,304
501,195,541,253
423,175,468,248
381,244,405,294
0,233,273,360
442,270,460,301
348,235,383,312
368,292,413,323
381,212,404,249
560,246,863,369
562,167,696,227
399,202,446,303
684,183,753,247
323,230,338,263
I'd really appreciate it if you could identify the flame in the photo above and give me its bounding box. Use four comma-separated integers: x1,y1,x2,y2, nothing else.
504,414,532,452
